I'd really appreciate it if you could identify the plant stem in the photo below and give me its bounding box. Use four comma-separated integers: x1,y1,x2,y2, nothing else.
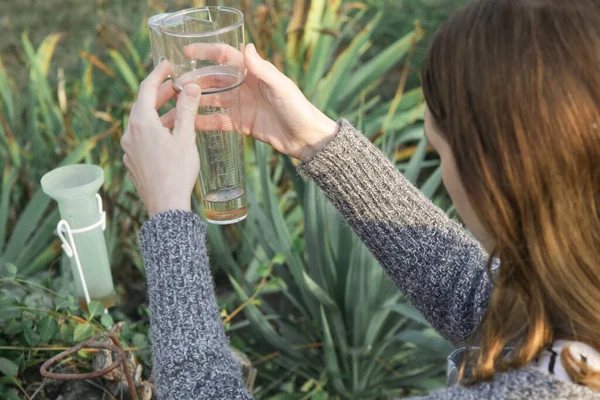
11,376,32,400
381,20,422,137
0,345,140,352
251,351,280,366
299,377,328,400
251,342,323,366
223,263,274,324
17,307,103,331
0,278,67,299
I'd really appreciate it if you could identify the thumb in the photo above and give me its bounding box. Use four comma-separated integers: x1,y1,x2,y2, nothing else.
245,44,283,85
173,83,202,139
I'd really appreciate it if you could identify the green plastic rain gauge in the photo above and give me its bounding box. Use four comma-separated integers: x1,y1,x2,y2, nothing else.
41,164,116,312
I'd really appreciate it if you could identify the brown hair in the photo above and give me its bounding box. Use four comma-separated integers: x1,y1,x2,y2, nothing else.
421,0,600,388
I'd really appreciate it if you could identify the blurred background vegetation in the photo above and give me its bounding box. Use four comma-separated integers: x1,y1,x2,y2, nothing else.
0,0,467,398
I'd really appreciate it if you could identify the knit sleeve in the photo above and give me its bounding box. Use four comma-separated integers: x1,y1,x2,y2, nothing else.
299,119,492,346
139,210,252,400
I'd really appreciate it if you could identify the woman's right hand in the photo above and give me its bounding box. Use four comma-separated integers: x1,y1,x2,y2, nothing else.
185,43,339,162
240,44,339,162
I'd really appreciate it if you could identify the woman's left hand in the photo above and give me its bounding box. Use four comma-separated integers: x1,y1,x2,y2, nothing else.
121,61,203,217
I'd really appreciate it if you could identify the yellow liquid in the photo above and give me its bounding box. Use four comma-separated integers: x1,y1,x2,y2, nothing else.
205,206,248,224
203,187,247,225
78,293,117,312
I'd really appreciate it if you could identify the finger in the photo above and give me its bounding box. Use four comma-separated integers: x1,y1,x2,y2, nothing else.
173,83,202,139
175,68,238,93
199,93,237,109
183,43,244,69
177,73,238,109
245,43,284,85
160,108,177,129
195,113,238,132
162,109,236,132
166,94,241,129
156,79,176,110
137,60,174,110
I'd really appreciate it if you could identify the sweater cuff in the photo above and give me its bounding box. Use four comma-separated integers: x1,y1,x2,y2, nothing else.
298,119,445,225
298,118,367,177
139,209,206,277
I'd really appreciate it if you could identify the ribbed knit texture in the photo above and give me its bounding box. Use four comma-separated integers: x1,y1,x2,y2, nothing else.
139,119,600,399
139,210,251,400
298,119,491,347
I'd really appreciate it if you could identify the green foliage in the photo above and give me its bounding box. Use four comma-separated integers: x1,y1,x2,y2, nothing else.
0,26,150,278
361,0,470,93
0,357,19,377
101,313,115,329
0,273,152,396
38,316,60,343
73,323,94,342
86,301,107,319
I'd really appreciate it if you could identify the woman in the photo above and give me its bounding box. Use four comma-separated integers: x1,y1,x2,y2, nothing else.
120,0,600,398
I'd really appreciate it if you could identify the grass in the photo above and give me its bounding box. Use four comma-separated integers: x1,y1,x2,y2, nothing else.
0,0,243,85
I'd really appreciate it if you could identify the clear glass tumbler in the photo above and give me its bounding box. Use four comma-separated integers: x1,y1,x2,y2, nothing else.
160,7,247,225
147,12,172,67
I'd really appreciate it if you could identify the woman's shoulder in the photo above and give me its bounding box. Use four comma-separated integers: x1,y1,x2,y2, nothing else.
414,368,600,400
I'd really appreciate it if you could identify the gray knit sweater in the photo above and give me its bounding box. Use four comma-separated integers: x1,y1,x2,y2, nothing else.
139,120,600,399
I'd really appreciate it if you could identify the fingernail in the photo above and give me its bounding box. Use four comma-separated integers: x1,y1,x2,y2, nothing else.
185,84,201,98
249,43,258,56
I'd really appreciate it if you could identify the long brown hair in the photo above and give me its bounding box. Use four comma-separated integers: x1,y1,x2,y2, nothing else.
421,0,600,388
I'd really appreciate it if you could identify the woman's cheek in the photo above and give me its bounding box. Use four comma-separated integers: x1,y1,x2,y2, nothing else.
442,158,495,251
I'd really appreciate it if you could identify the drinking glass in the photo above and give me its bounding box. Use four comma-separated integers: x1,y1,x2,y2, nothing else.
446,346,514,386
160,7,247,224
147,12,172,67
